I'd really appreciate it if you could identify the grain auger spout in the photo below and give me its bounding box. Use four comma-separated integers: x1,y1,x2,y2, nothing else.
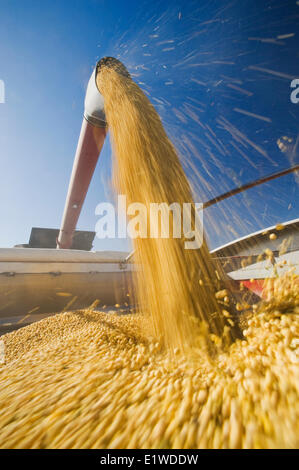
57,57,129,250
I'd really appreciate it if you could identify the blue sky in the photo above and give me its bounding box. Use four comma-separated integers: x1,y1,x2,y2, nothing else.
0,0,298,252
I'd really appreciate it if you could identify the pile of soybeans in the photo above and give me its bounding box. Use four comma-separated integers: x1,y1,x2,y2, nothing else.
0,58,298,448
0,271,298,449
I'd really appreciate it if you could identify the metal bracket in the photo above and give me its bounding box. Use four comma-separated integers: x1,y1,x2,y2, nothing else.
119,261,128,271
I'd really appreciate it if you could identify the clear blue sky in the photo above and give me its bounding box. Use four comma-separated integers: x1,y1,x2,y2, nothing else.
0,0,298,251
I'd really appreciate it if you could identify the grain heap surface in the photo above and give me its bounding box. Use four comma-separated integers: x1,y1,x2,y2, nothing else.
0,273,298,449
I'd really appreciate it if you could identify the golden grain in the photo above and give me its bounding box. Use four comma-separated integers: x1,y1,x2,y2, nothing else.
1,284,296,449
96,63,232,350
0,63,298,450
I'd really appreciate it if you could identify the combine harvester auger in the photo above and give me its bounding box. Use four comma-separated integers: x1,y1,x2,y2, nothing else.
0,58,134,334
0,57,298,334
